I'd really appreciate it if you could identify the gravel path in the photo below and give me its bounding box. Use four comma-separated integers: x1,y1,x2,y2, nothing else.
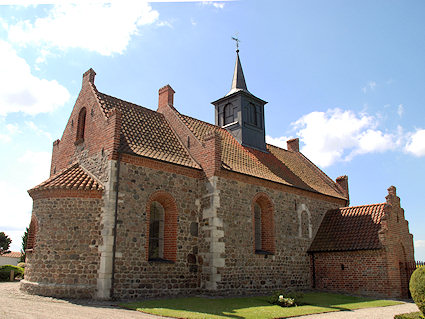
0,281,162,319
1,281,419,319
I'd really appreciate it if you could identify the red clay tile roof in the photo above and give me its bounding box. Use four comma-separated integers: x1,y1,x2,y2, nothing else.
178,114,346,199
90,83,346,199
308,203,387,252
94,90,200,169
0,251,22,258
30,163,103,191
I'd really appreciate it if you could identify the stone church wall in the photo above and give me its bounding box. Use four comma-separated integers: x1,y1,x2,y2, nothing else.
21,196,103,298
112,160,205,299
213,175,342,295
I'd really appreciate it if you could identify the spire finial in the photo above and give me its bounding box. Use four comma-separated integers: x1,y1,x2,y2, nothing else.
231,34,240,52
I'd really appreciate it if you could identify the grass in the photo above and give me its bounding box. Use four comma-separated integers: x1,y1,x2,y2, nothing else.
121,292,403,319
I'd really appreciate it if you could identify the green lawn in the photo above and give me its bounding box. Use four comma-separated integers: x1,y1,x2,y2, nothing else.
121,292,403,319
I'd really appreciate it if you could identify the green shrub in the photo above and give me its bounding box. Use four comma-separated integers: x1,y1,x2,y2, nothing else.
0,265,24,281
268,290,304,307
17,262,26,268
394,312,424,319
410,266,425,316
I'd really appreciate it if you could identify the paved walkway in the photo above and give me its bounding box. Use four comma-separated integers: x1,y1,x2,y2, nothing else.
291,302,419,319
0,281,420,319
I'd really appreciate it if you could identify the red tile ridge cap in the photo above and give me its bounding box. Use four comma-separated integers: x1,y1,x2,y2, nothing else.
340,202,386,210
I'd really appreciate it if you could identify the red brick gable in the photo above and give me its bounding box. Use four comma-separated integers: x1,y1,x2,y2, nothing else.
309,203,387,252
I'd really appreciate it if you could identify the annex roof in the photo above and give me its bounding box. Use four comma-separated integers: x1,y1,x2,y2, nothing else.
29,163,103,192
308,203,387,252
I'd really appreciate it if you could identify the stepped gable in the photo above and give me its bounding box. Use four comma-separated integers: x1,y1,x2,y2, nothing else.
93,89,200,169
29,162,103,192
178,113,346,199
309,203,387,252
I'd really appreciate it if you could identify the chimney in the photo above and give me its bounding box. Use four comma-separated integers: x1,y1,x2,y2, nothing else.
82,68,96,86
336,175,349,205
158,84,175,111
287,138,299,152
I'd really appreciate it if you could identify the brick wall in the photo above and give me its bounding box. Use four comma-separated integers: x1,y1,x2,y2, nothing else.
50,69,120,183
21,196,103,298
312,186,415,299
312,250,390,297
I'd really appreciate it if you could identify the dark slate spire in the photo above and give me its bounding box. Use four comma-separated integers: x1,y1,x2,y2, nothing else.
227,50,249,96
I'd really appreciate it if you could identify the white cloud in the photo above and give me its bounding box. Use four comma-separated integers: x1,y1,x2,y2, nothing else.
202,1,225,9
266,135,292,149
362,81,376,93
7,1,159,56
405,129,425,157
291,108,398,167
397,104,404,117
0,40,70,116
17,150,51,188
415,240,425,261
0,121,21,143
25,121,52,140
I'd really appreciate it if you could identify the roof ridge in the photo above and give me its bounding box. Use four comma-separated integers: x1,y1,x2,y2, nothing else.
296,151,347,199
341,202,386,210
96,90,157,115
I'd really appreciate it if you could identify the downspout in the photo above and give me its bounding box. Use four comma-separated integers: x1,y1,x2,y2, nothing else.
110,151,121,300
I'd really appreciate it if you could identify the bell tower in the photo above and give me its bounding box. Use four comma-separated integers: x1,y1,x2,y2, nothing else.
212,46,268,151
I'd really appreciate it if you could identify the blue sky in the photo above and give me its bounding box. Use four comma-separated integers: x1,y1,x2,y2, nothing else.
0,0,424,260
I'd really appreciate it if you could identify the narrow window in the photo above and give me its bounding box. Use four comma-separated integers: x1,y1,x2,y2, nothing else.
253,195,275,255
148,201,164,260
254,203,262,251
248,103,257,126
301,211,309,238
224,103,234,125
76,107,87,142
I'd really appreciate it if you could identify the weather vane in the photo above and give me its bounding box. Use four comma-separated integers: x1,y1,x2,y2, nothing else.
231,33,240,52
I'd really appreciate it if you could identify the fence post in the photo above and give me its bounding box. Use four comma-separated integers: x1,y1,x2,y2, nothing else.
9,270,14,282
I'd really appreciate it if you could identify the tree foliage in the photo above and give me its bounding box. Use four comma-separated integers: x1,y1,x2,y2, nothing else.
20,227,28,262
0,232,12,255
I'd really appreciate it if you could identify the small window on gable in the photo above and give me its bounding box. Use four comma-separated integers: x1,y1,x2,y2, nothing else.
76,107,87,142
149,201,165,260
224,103,234,125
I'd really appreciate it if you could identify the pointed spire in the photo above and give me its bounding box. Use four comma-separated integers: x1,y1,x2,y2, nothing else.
227,50,249,96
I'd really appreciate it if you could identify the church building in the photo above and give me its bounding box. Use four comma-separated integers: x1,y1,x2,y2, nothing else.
21,49,415,300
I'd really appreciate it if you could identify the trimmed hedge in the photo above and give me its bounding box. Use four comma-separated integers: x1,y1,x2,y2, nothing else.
410,266,425,316
0,265,24,281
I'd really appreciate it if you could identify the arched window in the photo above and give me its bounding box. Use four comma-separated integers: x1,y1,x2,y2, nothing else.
224,103,234,125
254,203,262,251
26,215,39,251
146,191,178,262
297,204,312,239
148,201,165,260
76,107,87,142
252,193,275,254
248,103,257,126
